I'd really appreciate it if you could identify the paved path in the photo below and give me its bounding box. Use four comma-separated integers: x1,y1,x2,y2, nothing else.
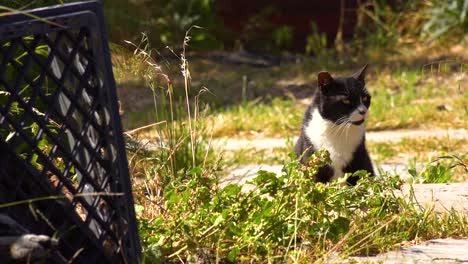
353,239,468,263
221,165,468,212
401,183,468,212
215,128,467,151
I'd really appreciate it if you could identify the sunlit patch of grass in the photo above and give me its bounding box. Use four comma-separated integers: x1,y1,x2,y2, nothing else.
368,93,466,131
110,43,152,85
398,137,466,154
369,136,467,161
207,98,304,138
199,69,466,138
223,147,290,166
369,142,398,161
367,70,467,131
203,74,466,138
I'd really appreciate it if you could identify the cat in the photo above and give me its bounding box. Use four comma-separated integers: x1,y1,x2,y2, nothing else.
294,65,374,186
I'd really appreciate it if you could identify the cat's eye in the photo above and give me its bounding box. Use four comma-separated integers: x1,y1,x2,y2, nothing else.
342,98,351,104
362,96,369,102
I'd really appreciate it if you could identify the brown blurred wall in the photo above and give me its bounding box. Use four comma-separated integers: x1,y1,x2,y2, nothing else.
216,0,362,52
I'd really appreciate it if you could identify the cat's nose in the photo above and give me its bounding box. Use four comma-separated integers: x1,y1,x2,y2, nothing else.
359,109,367,115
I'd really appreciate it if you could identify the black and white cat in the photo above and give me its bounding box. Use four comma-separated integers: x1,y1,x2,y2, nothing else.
294,65,374,185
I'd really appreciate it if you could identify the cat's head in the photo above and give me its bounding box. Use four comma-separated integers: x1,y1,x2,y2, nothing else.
315,65,371,126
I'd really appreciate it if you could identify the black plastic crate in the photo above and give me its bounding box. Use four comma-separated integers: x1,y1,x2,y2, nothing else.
0,1,141,262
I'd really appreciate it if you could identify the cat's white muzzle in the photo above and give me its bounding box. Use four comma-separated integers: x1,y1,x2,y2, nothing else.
350,105,368,125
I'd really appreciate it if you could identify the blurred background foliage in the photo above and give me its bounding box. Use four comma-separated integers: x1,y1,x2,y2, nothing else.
1,0,467,56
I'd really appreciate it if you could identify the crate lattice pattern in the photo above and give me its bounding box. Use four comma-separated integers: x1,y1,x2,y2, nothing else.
0,2,140,262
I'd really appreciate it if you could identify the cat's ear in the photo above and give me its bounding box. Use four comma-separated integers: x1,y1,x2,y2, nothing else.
318,71,333,87
352,64,368,82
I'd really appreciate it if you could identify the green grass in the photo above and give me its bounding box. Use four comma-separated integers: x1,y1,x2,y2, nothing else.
207,98,303,138
223,146,291,166
367,70,467,131
368,137,468,183
369,137,467,162
369,137,468,182
115,51,467,138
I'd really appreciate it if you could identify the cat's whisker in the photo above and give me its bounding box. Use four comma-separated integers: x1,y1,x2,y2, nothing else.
328,120,339,136
332,117,349,138
335,122,347,140
331,123,340,137
345,122,352,142
331,121,345,138
340,121,350,139
340,121,350,141
330,121,340,135
336,118,350,139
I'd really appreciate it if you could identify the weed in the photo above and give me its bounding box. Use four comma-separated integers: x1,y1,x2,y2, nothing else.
138,150,467,262
409,154,468,183
305,22,328,57
124,33,220,223
422,0,468,44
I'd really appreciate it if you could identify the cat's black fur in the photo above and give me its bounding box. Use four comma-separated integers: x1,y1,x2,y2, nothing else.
294,65,374,185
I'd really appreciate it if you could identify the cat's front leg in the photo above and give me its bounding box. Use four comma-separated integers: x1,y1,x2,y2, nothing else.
294,134,316,165
344,142,374,186
315,165,334,183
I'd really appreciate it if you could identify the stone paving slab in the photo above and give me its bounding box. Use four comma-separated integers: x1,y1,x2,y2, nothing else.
353,239,468,263
401,183,468,212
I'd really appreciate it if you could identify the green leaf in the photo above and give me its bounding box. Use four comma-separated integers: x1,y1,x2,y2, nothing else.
213,214,224,226
253,170,278,184
30,122,39,136
187,166,202,175
135,204,145,214
37,136,48,151
222,184,241,197
328,217,350,241
227,247,239,262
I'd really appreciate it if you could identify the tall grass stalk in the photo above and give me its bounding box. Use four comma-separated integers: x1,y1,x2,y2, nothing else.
125,29,219,225
181,26,198,167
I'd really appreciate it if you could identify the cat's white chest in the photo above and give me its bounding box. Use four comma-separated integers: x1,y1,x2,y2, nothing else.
304,109,364,181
